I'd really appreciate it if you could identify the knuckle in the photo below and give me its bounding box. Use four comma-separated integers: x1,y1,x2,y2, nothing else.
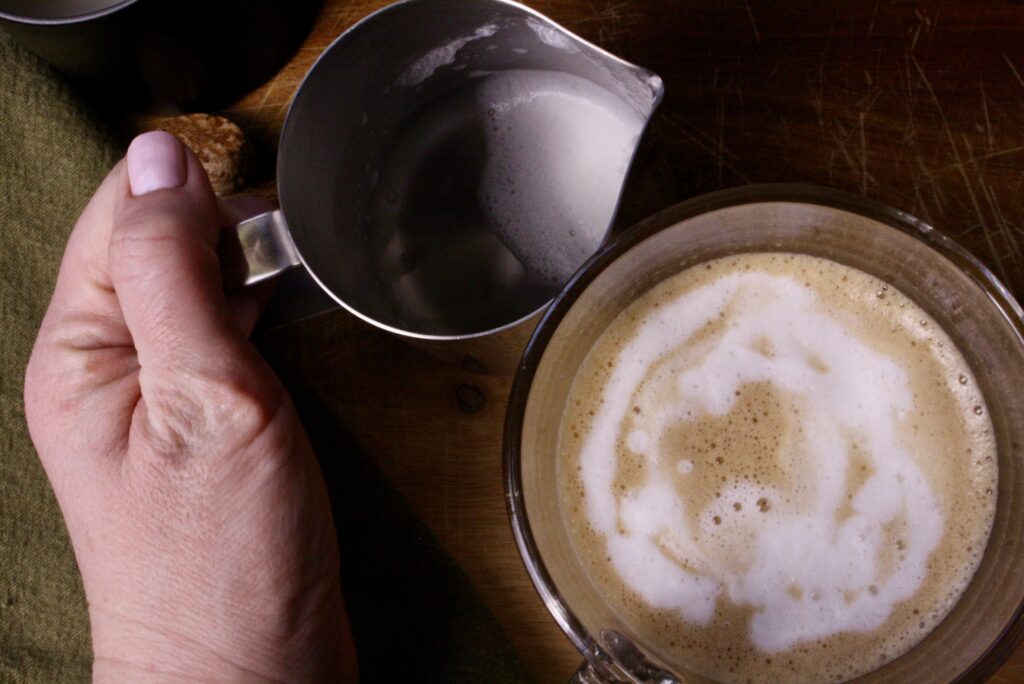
108,205,212,282
139,382,204,459
140,366,282,461
206,369,281,441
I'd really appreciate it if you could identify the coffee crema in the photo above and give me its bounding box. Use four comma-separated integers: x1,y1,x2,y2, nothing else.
558,253,996,683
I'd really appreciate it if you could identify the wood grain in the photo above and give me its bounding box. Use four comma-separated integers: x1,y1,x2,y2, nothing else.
140,1,1024,681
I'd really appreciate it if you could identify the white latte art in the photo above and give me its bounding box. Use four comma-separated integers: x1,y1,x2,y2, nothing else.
581,271,943,651
560,253,996,683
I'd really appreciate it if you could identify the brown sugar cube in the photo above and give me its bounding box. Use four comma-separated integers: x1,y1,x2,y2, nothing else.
154,113,249,196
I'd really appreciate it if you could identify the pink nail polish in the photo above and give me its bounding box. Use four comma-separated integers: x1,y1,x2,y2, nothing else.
126,131,187,196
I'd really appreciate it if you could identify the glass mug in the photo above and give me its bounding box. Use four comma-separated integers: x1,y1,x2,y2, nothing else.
504,185,1024,683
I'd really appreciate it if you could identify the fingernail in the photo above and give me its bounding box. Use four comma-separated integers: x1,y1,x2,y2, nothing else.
126,131,187,196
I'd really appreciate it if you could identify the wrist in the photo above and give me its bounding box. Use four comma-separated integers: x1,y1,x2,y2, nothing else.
92,656,279,684
89,596,353,683
91,618,281,684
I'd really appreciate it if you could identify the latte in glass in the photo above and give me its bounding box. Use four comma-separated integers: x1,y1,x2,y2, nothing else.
558,252,997,683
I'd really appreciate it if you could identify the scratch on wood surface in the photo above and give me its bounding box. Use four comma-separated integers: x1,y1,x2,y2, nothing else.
830,122,859,180
866,0,879,39
661,111,751,184
968,133,1024,261
911,55,957,162
910,178,931,224
981,181,1021,256
717,101,726,187
576,1,640,45
256,75,277,110
325,8,353,37
326,4,366,36
940,105,1008,279
911,151,948,224
743,0,761,44
933,146,1024,174
819,22,834,86
900,55,921,141
815,75,879,193
811,82,824,128
981,215,1003,274
858,111,869,194
891,53,931,182
907,8,937,54
1005,54,1024,90
663,110,741,161
979,81,994,152
779,115,792,143
926,160,948,208
910,51,1021,269
908,22,922,53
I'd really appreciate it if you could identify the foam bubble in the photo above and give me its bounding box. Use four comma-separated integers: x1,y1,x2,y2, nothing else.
627,429,651,453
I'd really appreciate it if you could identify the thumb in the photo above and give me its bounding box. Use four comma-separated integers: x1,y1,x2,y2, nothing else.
109,131,255,379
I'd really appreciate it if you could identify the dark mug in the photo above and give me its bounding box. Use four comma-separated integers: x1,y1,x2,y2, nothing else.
0,0,322,112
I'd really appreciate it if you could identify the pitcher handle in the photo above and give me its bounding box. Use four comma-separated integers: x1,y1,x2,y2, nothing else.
219,209,302,289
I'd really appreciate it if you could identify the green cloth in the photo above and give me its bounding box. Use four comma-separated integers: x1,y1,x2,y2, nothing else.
0,28,528,684
0,30,118,683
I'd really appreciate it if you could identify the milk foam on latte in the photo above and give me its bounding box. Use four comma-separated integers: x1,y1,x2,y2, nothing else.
559,253,996,682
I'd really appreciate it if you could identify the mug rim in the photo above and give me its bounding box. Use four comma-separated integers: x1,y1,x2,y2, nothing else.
503,183,1024,681
273,0,664,342
0,0,137,25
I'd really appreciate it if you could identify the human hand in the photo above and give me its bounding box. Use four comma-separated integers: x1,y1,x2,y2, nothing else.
24,132,356,682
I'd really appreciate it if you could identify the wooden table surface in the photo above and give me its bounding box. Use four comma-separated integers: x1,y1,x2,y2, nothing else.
150,1,1024,681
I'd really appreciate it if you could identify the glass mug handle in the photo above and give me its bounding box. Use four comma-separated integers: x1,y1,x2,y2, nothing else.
569,631,681,684
571,660,618,683
570,659,679,684
219,209,302,289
